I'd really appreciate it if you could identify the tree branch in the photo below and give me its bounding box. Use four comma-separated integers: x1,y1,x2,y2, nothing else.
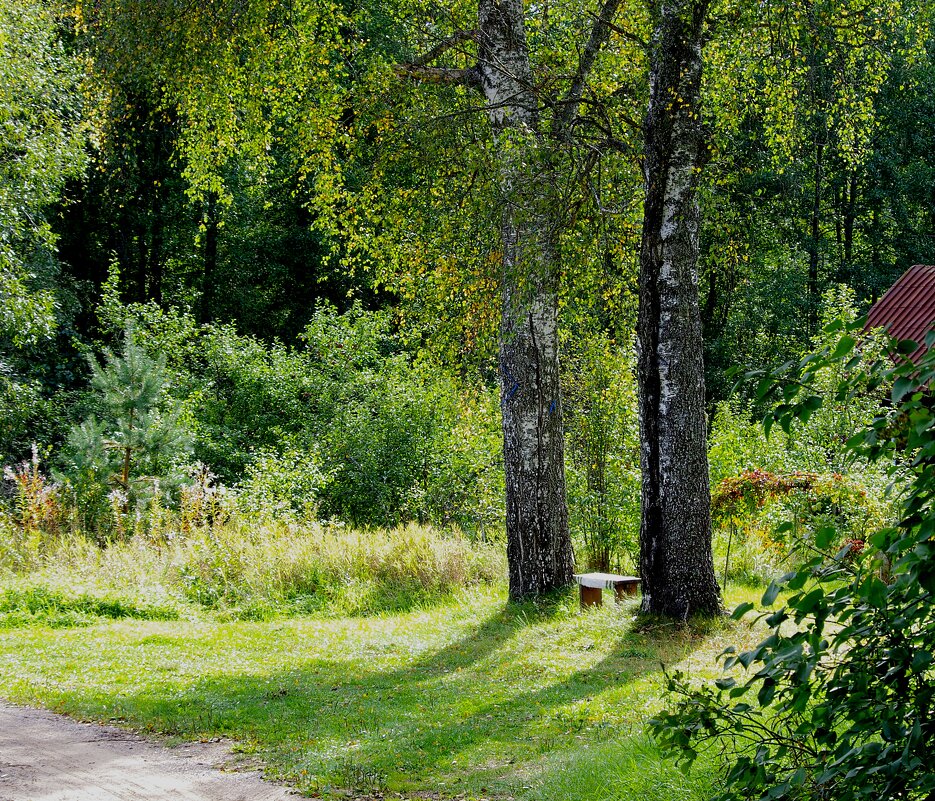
604,20,649,50
553,0,625,138
407,29,479,67
395,29,482,90
393,64,482,89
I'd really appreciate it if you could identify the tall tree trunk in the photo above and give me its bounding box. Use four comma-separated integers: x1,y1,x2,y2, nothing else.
806,138,824,330
477,0,573,599
395,0,623,599
202,192,219,324
637,0,721,619
843,170,857,274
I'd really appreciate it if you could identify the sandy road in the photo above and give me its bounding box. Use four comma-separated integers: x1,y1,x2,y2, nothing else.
0,702,298,801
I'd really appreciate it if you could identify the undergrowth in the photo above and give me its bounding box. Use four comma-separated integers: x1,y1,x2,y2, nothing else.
0,518,505,621
0,583,179,628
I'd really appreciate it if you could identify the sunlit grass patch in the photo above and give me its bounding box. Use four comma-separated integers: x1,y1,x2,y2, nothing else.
0,581,179,628
0,581,766,798
1,521,505,620
526,734,720,801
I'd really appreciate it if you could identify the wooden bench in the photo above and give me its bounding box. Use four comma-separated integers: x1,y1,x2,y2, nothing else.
573,572,641,608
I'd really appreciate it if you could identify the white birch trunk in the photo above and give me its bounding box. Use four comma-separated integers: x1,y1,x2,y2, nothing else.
477,0,574,599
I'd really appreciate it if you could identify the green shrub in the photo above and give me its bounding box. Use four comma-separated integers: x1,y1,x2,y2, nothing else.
235,444,330,522
61,325,192,540
652,317,935,800
563,332,640,571
100,299,505,533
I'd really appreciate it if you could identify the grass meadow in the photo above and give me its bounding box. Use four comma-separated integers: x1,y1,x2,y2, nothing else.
0,528,765,801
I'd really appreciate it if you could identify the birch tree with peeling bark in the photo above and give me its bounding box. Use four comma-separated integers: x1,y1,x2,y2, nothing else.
637,0,721,618
396,0,625,599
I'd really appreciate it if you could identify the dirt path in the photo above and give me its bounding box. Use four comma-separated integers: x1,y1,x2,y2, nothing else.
0,702,298,801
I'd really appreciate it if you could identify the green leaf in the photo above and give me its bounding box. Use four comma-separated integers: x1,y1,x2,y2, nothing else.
732,602,755,620
763,414,775,439
797,395,822,423
815,527,836,549
762,581,781,606
794,588,824,614
911,651,932,672
892,376,916,403
756,376,774,401
831,335,856,359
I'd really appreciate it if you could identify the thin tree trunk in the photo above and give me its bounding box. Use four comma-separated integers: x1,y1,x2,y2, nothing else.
843,170,857,273
637,0,721,619
807,140,824,330
477,0,573,599
202,192,219,324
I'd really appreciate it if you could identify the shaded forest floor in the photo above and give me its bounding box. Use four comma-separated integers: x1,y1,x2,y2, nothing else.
0,585,763,800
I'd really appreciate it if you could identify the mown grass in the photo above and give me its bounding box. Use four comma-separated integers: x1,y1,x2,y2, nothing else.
0,578,763,800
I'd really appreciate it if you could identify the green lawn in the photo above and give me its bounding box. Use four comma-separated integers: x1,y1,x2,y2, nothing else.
0,584,762,799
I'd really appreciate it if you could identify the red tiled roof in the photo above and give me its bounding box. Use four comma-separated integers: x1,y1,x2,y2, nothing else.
866,265,935,362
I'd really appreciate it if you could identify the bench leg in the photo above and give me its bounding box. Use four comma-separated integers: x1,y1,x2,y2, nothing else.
614,583,638,603
580,585,602,608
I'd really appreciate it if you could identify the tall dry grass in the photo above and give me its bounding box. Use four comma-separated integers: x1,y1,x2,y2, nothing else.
0,504,505,619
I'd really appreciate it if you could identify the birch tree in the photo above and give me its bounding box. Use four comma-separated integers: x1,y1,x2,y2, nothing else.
637,0,721,618
396,0,626,598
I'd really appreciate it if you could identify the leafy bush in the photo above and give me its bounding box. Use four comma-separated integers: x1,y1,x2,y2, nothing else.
235,444,330,522
563,332,640,571
105,299,505,533
706,287,891,583
651,318,935,800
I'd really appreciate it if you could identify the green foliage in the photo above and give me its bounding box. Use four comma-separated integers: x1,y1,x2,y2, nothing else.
563,331,640,571
707,287,891,583
63,325,192,538
93,299,505,534
235,445,330,523
652,319,935,800
0,0,87,344
1,510,505,620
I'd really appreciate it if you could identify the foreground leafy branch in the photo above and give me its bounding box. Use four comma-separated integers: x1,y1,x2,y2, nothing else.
651,317,935,800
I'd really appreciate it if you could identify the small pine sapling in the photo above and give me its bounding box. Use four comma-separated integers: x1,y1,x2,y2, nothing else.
65,325,191,537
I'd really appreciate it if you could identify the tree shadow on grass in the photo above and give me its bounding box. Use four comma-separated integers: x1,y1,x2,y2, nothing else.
85,600,706,796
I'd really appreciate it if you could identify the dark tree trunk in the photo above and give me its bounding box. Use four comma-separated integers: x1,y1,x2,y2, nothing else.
807,140,824,330
843,170,857,272
202,192,219,324
637,0,721,619
477,0,574,599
